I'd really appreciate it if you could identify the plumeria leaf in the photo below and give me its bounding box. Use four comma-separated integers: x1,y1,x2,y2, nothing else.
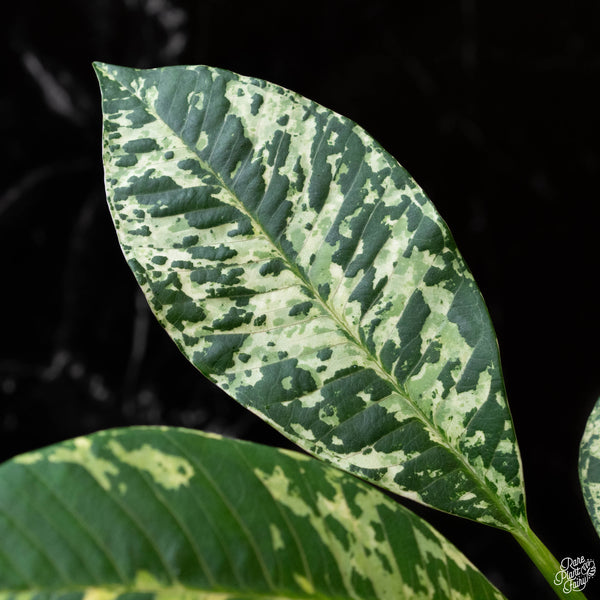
94,62,525,530
0,427,506,600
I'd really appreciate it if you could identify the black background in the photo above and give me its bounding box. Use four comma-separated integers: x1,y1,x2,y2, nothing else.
1,1,599,598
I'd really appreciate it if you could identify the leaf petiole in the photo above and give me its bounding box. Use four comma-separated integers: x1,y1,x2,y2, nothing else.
512,524,588,600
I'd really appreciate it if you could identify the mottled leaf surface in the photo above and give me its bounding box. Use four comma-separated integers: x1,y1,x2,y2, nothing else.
95,63,525,529
0,427,506,600
580,398,600,538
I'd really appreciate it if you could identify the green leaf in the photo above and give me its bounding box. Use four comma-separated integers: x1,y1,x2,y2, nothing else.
94,62,525,530
579,397,600,537
0,427,506,600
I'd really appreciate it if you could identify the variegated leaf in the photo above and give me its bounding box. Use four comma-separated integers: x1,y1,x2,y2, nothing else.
579,397,600,537
0,427,506,600
95,63,525,530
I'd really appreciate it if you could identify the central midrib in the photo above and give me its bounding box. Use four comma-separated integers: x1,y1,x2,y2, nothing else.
110,66,520,531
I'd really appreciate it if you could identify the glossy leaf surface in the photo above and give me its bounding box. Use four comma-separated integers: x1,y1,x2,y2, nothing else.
0,427,506,600
580,398,600,537
95,63,525,529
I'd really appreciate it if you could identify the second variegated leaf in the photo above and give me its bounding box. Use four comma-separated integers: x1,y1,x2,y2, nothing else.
580,398,600,538
0,427,506,600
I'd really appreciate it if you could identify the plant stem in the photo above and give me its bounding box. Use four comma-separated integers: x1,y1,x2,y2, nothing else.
512,524,589,599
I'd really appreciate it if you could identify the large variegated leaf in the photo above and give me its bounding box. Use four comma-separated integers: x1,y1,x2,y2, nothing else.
579,398,600,537
0,427,506,600
95,63,525,529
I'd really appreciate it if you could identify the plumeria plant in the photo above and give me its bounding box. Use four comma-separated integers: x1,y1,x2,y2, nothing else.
1,63,599,600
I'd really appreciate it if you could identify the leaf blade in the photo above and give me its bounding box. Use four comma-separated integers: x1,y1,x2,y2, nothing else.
0,427,506,600
95,62,525,528
579,397,600,538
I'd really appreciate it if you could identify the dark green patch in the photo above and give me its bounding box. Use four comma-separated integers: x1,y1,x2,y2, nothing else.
587,455,600,484
234,295,250,308
404,215,445,258
394,444,461,496
317,348,333,361
253,314,267,327
324,514,350,551
323,364,363,385
150,271,206,331
326,136,395,272
325,403,406,454
123,138,160,154
128,225,151,237
408,339,442,382
460,387,506,468
317,282,330,301
250,93,263,116
258,130,293,240
182,235,199,248
237,359,317,409
187,244,237,261
116,154,138,167
212,306,253,331
182,333,199,346
191,266,244,286
307,115,346,212
206,286,255,300
292,156,305,192
423,251,461,290
288,301,312,317
345,196,410,279
164,150,175,160
259,258,286,277
193,334,249,375
405,201,423,233
165,302,206,331
189,205,243,231
304,370,394,450
447,279,484,348
171,260,194,269
437,359,462,399
227,218,255,237
350,567,376,598
389,289,431,384
151,255,168,265
125,106,155,129
127,258,147,285
348,269,388,318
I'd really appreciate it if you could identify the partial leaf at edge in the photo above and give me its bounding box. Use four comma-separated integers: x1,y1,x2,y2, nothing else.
95,62,525,529
579,397,600,538
0,427,506,600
